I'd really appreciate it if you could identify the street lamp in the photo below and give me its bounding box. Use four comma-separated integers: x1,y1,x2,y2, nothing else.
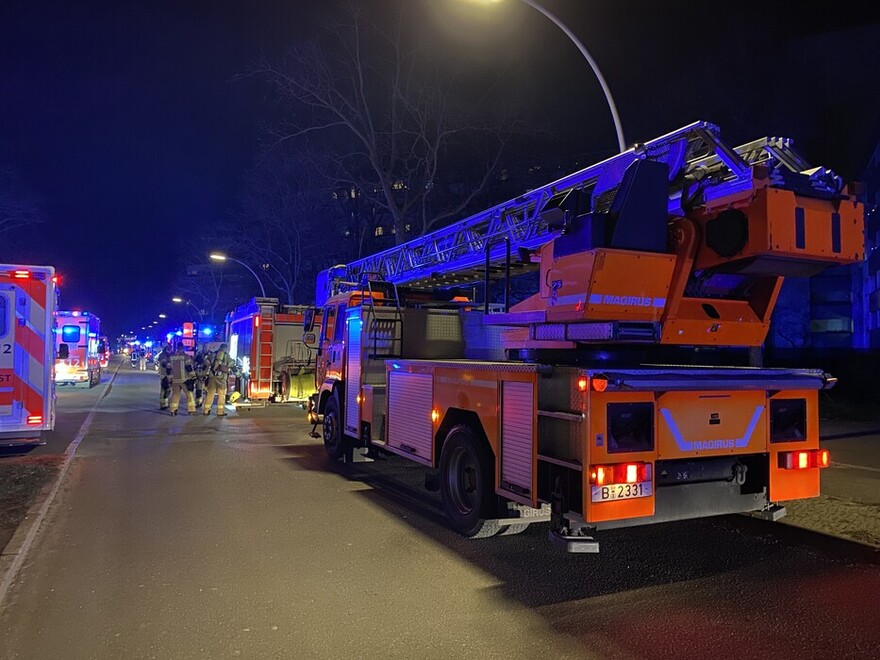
209,252,267,298
465,0,626,153
172,297,204,321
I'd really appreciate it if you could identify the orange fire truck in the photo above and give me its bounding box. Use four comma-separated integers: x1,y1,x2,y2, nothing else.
0,265,58,447
225,297,318,405
306,122,864,551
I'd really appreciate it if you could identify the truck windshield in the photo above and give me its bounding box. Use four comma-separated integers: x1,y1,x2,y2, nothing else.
0,295,7,339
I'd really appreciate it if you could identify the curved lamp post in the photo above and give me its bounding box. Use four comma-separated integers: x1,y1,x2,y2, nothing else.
467,0,626,153
172,297,205,322
209,253,267,298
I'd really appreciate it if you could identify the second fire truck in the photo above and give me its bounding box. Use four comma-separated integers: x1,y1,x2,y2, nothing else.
306,121,864,551
225,297,318,406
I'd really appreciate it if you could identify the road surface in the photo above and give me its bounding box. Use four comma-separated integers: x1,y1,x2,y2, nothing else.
1,360,878,659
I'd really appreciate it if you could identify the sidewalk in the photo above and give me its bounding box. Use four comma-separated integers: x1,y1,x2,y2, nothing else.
781,416,880,548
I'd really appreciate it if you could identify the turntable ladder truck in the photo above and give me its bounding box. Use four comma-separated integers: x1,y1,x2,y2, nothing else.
306,120,864,551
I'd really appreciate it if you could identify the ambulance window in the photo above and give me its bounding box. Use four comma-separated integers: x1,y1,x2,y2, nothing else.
334,305,347,341
61,325,81,343
0,296,6,338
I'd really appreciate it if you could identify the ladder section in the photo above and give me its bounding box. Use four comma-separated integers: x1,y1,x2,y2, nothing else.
319,120,844,300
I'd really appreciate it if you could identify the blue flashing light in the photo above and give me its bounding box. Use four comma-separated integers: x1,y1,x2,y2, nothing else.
175,330,182,336
144,341,154,348
201,327,213,337
392,363,401,370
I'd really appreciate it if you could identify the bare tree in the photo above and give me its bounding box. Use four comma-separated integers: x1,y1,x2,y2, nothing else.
0,166,42,243
228,153,338,304
171,247,228,324
249,1,522,244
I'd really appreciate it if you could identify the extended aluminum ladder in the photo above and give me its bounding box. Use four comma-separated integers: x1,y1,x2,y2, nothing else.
321,120,843,300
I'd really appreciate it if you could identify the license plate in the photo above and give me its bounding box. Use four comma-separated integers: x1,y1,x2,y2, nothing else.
591,481,652,503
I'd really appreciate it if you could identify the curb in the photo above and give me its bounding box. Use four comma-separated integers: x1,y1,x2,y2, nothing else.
0,362,120,606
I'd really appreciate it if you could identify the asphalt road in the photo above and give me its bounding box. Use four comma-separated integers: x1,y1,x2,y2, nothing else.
1,359,879,659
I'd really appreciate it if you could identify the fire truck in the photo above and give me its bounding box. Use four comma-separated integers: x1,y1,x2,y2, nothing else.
54,310,102,387
0,265,58,447
306,121,864,551
225,297,318,406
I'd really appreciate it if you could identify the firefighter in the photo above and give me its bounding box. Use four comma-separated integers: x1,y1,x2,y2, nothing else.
202,343,236,416
192,344,211,408
168,344,197,415
156,344,173,410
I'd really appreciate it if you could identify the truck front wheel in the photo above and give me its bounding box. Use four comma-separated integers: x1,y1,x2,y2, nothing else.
440,425,500,538
322,394,349,462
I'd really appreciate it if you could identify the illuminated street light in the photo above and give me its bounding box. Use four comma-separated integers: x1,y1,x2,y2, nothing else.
209,252,267,297
464,0,626,152
172,297,204,321
158,313,167,319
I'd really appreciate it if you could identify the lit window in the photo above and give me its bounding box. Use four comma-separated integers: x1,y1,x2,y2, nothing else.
374,226,384,236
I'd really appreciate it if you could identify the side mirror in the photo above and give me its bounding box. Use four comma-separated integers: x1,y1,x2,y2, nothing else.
58,344,69,360
302,332,317,347
303,307,316,333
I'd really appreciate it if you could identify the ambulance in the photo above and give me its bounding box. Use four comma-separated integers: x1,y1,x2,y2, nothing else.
55,310,102,387
0,265,58,447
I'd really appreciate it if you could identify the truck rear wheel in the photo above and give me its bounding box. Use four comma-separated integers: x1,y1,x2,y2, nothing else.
439,425,500,538
322,394,349,462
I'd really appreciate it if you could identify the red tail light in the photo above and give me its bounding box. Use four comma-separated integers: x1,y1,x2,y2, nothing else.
778,449,829,470
10,270,30,279
254,315,260,328
27,415,43,425
589,462,652,485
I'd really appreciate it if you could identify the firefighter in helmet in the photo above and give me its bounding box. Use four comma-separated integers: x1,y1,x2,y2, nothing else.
202,343,237,416
192,344,211,408
156,343,173,410
168,344,197,415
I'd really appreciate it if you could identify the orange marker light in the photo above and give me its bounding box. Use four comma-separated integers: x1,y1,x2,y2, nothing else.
431,408,440,423
11,270,30,279
27,415,43,425
577,377,588,392
254,315,260,328
819,450,829,468
595,466,606,485
592,377,608,392
356,393,363,405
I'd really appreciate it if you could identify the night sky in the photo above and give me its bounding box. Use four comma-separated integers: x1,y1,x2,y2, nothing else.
2,0,880,337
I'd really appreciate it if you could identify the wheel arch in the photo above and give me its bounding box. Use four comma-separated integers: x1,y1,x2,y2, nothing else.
434,408,494,468
317,380,344,415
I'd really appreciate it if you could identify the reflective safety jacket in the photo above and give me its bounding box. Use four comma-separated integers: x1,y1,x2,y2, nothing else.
169,351,195,381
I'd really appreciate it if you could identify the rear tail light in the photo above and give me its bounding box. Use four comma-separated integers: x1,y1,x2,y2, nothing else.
27,415,43,425
10,270,30,279
778,449,829,470
589,462,652,485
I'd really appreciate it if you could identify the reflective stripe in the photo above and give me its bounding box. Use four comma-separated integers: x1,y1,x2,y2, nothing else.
660,405,764,451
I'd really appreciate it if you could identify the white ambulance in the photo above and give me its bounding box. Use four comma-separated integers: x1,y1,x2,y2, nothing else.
0,265,58,447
